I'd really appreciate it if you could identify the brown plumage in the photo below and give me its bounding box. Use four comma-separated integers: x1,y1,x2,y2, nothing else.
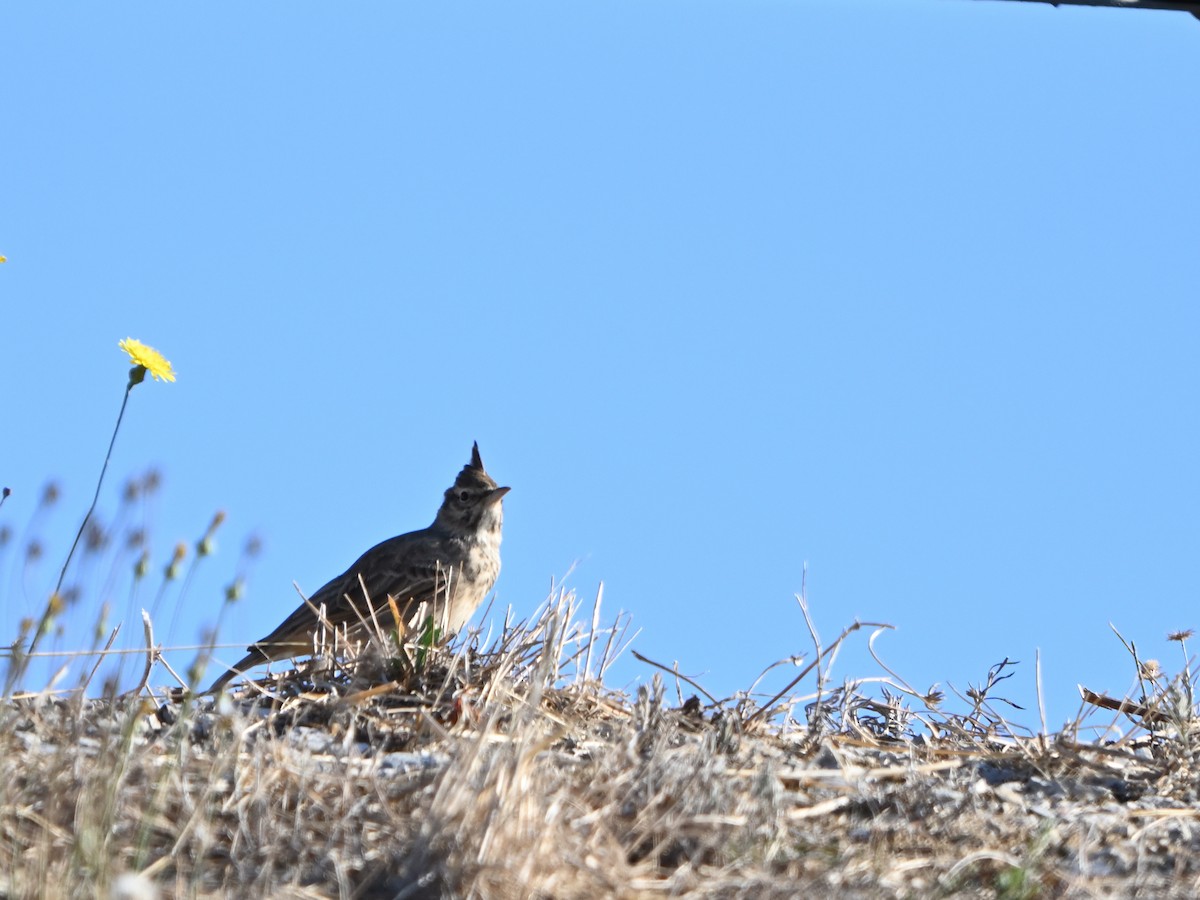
208,443,508,692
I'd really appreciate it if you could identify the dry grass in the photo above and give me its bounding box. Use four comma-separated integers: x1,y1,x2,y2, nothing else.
5,592,1200,899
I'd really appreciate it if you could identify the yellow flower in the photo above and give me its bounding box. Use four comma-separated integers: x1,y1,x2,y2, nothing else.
119,338,176,383
0,255,7,263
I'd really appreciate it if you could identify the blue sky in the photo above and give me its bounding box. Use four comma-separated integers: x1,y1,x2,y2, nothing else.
3,2,1198,729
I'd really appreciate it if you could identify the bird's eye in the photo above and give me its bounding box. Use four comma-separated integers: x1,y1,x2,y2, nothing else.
459,490,471,502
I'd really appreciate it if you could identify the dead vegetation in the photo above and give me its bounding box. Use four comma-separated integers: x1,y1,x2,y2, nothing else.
5,592,1200,899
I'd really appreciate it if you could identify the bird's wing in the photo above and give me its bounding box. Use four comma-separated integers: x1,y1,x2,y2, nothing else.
247,536,453,651
340,557,452,625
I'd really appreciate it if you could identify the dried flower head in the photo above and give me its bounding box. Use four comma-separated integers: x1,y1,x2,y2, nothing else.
165,542,188,579
85,519,109,553
198,511,227,557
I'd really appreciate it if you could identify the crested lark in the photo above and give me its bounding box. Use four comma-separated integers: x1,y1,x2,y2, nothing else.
208,442,508,692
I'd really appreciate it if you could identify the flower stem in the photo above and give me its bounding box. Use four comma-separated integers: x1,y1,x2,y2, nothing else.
27,383,134,656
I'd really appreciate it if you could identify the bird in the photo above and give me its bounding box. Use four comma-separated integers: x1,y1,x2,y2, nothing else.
207,442,508,693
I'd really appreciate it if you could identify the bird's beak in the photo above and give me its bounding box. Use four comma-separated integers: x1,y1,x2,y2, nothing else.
486,486,511,505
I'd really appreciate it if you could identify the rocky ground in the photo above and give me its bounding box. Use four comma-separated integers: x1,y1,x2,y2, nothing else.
4,604,1199,898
